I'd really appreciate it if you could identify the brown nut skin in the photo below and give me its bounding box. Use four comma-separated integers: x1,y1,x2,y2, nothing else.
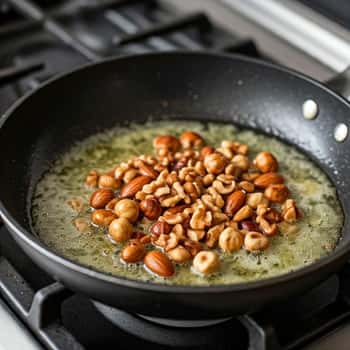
200,146,215,160
264,184,289,203
139,197,162,220
167,246,192,263
179,131,204,148
225,191,246,216
120,175,152,198
254,172,284,189
218,227,244,252
114,199,139,223
144,250,174,277
193,251,220,275
183,240,203,257
203,153,226,175
244,231,269,252
121,242,146,263
150,221,172,236
255,151,278,173
138,161,158,179
91,209,116,227
98,174,120,189
90,189,115,209
108,218,133,242
153,135,180,151
240,221,260,232
85,170,99,188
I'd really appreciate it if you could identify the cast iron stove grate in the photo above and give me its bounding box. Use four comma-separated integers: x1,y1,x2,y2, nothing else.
1,1,347,349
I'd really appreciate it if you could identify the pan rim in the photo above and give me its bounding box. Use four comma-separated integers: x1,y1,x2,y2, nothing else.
0,50,349,294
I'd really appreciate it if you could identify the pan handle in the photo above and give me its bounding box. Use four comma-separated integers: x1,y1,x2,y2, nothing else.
325,67,350,101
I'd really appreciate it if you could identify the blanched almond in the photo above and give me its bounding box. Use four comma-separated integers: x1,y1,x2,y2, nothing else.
254,172,284,189
144,250,174,277
120,175,152,198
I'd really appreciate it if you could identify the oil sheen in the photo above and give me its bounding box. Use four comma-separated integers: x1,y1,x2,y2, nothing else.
31,121,343,286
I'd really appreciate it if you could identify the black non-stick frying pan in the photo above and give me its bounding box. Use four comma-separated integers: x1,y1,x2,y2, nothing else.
0,52,349,320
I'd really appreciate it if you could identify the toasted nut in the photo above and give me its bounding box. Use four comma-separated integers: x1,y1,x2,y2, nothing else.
187,229,206,242
85,170,99,188
67,198,84,213
150,221,172,236
91,209,116,226
244,231,269,252
246,192,268,209
255,151,278,173
153,233,179,251
121,242,146,263
138,161,158,179
254,172,284,189
241,221,260,232
123,169,139,183
184,240,203,256
120,175,152,198
242,172,260,182
238,181,255,193
153,135,180,151
144,250,174,277
167,246,192,263
190,207,212,229
164,204,189,215
200,146,215,160
206,223,225,248
105,197,119,210
114,199,139,223
212,179,235,194
139,197,162,220
233,205,253,222
193,251,220,275
90,189,115,209
232,154,250,171
264,208,282,223
204,153,226,175
140,235,152,244
73,218,90,233
179,131,204,148
98,174,120,189
225,191,246,216
166,171,178,185
218,227,243,252
281,199,300,223
259,218,278,236
264,184,289,203
108,218,133,242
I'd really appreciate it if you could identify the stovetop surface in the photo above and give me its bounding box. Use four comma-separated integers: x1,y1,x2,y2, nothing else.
1,1,350,349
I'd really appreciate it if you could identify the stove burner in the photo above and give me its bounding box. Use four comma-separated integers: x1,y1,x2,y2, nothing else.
93,301,248,347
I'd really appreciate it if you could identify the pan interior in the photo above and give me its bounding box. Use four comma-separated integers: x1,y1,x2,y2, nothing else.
0,52,349,288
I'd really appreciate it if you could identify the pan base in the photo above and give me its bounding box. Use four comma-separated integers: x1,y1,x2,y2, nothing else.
93,301,247,347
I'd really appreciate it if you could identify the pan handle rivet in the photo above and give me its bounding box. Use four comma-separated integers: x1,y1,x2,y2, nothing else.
302,99,318,120
334,123,348,142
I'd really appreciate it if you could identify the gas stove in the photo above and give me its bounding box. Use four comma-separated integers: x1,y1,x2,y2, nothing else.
1,1,350,349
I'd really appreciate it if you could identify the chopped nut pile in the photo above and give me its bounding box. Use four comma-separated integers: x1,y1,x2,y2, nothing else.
78,131,302,278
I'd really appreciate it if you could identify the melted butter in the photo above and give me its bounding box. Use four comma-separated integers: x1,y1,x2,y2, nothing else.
31,121,343,285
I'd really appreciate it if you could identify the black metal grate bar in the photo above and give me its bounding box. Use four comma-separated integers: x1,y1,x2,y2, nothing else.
8,0,101,61
0,62,44,87
112,12,211,45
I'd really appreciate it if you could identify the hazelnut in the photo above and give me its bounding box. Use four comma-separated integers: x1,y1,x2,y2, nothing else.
139,197,162,220
203,153,226,174
179,131,204,148
91,209,116,226
193,251,220,275
108,217,133,242
232,154,250,171
114,199,139,223
200,146,215,160
167,246,192,263
150,221,172,236
153,135,180,151
244,231,269,252
255,151,278,173
121,241,146,263
98,174,120,189
264,184,289,203
218,228,243,252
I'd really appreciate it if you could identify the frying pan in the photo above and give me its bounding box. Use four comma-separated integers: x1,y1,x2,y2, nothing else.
0,52,349,320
